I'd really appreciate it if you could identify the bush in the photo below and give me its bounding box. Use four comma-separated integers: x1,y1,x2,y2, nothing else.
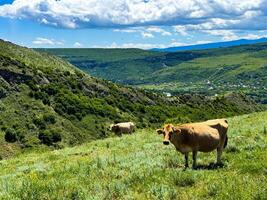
4,129,17,143
4,128,25,143
38,130,62,146
43,114,56,124
33,117,46,130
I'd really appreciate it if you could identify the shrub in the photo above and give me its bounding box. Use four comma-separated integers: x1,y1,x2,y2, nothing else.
26,80,39,91
38,130,62,146
63,71,71,76
1,126,7,131
33,117,46,130
4,129,17,143
43,114,56,124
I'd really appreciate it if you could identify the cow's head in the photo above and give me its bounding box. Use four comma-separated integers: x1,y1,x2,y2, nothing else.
109,124,114,131
112,125,119,132
157,124,181,145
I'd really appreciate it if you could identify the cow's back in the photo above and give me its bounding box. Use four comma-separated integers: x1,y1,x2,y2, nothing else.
204,119,228,136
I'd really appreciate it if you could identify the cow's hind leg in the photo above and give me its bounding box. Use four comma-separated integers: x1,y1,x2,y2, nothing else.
192,151,197,169
216,135,227,166
184,152,189,168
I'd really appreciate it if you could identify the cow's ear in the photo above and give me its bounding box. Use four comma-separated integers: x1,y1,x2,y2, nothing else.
156,129,164,134
173,127,181,134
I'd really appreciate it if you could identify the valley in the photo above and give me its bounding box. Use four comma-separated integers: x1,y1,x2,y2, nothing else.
1,40,261,158
41,42,267,103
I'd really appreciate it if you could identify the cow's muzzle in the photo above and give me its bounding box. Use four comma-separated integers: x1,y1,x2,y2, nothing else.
163,140,170,145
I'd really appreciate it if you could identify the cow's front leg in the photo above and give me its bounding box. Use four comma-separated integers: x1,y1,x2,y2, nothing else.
192,151,197,169
184,152,189,168
119,131,123,137
216,148,223,165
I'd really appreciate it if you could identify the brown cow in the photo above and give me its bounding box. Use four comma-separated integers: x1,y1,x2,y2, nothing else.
157,119,228,169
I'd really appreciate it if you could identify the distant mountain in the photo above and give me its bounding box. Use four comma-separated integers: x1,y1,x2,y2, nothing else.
152,38,267,52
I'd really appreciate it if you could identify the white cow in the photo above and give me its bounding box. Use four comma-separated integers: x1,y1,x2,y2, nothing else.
110,122,135,135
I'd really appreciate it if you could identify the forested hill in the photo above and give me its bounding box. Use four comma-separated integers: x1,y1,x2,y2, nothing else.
41,42,267,103
0,39,262,158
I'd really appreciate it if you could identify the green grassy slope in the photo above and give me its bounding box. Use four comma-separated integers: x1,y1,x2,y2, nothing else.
0,111,266,199
41,43,267,103
1,39,261,158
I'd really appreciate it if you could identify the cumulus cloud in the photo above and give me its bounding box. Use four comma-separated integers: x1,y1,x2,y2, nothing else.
173,26,189,36
202,30,239,41
114,26,172,39
73,42,83,48
202,30,266,41
146,27,172,36
0,0,266,30
32,37,64,45
141,32,154,39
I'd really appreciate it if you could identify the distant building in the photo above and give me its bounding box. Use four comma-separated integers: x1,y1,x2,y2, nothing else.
163,92,172,97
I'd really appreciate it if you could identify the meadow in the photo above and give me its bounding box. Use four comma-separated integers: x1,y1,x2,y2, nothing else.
0,111,266,200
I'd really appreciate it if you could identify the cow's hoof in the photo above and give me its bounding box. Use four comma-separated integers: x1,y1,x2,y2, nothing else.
184,165,189,170
216,162,224,168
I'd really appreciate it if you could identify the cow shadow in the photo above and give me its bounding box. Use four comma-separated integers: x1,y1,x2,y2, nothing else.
193,162,225,170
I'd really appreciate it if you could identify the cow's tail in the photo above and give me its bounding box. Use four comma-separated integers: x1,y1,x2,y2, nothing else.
223,135,228,149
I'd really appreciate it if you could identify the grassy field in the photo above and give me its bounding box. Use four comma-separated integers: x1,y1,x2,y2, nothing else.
0,111,266,200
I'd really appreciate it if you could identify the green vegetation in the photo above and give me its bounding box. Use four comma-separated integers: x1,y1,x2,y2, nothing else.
41,43,267,103
0,39,264,158
0,111,266,199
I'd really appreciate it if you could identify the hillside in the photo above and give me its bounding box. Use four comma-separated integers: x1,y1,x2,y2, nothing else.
1,39,262,158
0,111,266,199
41,42,267,103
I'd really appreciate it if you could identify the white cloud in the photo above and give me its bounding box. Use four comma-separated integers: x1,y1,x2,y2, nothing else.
32,37,64,45
242,34,262,40
73,42,83,48
91,39,216,49
146,27,172,36
92,42,167,49
113,29,138,33
173,26,189,36
202,30,266,41
203,30,239,41
141,32,154,39
114,26,172,39
0,0,266,30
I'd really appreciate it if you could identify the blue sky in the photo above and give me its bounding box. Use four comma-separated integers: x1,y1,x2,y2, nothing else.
0,0,267,49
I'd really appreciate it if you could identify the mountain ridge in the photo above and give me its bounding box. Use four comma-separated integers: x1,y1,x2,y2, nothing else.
152,38,267,52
